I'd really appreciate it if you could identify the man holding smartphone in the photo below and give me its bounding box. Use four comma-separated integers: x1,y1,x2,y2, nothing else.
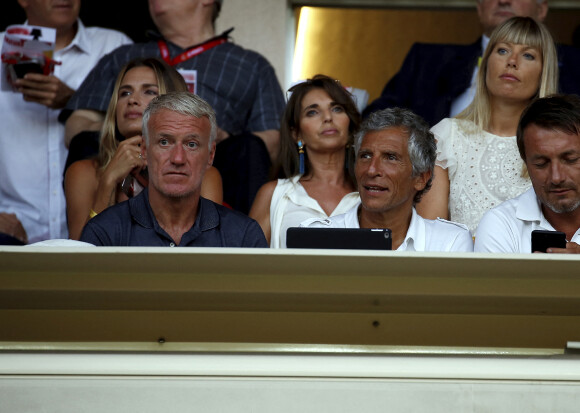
475,95,580,253
0,0,132,245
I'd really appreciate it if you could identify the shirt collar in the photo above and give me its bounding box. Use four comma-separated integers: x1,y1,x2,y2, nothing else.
63,19,89,54
24,19,89,55
481,35,490,53
397,208,422,251
355,205,420,251
516,187,556,230
129,188,156,229
129,190,220,243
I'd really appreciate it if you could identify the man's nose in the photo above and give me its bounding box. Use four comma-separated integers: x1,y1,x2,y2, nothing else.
366,156,381,176
170,143,186,164
550,162,565,185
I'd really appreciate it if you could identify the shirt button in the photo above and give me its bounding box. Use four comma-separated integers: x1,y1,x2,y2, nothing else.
169,242,175,247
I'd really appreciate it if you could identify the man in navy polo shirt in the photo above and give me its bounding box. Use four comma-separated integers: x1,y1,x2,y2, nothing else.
80,92,267,247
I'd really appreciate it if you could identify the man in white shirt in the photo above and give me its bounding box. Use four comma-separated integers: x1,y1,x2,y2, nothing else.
475,95,580,253
302,108,473,252
0,0,132,244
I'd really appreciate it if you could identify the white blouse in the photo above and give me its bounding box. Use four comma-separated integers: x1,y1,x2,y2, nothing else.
432,118,531,235
269,175,360,248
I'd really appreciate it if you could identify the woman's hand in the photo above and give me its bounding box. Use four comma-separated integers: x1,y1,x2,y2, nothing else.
101,136,146,187
92,136,146,213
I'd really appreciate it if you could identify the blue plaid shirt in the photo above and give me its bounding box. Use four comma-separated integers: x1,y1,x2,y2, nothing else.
62,32,285,135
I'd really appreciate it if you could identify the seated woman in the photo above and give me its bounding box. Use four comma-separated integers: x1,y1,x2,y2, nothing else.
417,17,559,235
65,58,222,240
250,74,361,247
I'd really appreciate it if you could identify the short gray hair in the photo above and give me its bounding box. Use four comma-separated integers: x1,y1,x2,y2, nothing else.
142,91,217,148
355,107,436,203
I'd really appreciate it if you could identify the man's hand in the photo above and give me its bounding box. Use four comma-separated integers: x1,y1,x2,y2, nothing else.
0,213,28,244
547,242,580,254
15,73,74,109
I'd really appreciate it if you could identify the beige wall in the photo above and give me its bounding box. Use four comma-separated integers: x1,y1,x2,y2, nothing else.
217,2,580,101
217,0,291,90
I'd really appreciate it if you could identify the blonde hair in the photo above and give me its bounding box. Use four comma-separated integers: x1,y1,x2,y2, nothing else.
457,16,559,130
97,58,187,171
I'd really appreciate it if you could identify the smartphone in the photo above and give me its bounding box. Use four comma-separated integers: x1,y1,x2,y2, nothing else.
12,61,44,78
531,230,566,253
120,168,148,198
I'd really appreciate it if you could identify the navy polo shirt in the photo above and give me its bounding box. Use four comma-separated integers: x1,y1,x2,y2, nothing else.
80,189,267,247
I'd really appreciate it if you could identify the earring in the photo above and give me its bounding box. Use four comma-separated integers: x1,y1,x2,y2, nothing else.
297,140,305,175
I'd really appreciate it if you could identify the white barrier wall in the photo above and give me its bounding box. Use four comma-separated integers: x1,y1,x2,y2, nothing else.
2,247,580,412
2,352,580,413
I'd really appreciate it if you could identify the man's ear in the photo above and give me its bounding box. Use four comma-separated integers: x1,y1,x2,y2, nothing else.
207,141,216,168
536,1,549,23
413,170,432,193
17,0,29,9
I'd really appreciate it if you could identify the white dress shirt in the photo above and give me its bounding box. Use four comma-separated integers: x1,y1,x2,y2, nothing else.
301,203,473,252
475,188,580,253
0,20,132,243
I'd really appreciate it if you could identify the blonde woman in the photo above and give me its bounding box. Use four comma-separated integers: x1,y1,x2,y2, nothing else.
417,17,559,235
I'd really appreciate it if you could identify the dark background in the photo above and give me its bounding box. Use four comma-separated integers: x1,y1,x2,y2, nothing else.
1,2,155,42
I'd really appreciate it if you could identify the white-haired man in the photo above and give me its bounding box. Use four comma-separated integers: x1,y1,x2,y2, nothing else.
302,108,473,252
63,0,285,213
80,92,267,247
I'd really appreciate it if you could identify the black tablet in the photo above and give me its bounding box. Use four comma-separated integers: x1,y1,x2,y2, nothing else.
287,227,392,250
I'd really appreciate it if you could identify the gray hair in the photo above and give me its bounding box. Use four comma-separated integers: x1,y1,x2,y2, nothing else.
142,91,217,148
354,107,437,203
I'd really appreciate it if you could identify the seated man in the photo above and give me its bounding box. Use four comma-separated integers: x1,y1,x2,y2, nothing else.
475,95,580,254
80,92,267,247
301,108,473,252
62,0,285,213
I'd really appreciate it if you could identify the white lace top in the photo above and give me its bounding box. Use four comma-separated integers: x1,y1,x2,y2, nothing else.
432,118,531,235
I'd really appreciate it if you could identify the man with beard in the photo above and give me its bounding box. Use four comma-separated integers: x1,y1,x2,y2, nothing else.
475,95,580,253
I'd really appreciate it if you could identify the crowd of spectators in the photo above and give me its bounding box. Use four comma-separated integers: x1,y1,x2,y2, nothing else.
1,0,579,254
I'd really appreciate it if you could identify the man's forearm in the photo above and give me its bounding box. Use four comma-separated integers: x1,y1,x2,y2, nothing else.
253,129,280,163
65,109,105,148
